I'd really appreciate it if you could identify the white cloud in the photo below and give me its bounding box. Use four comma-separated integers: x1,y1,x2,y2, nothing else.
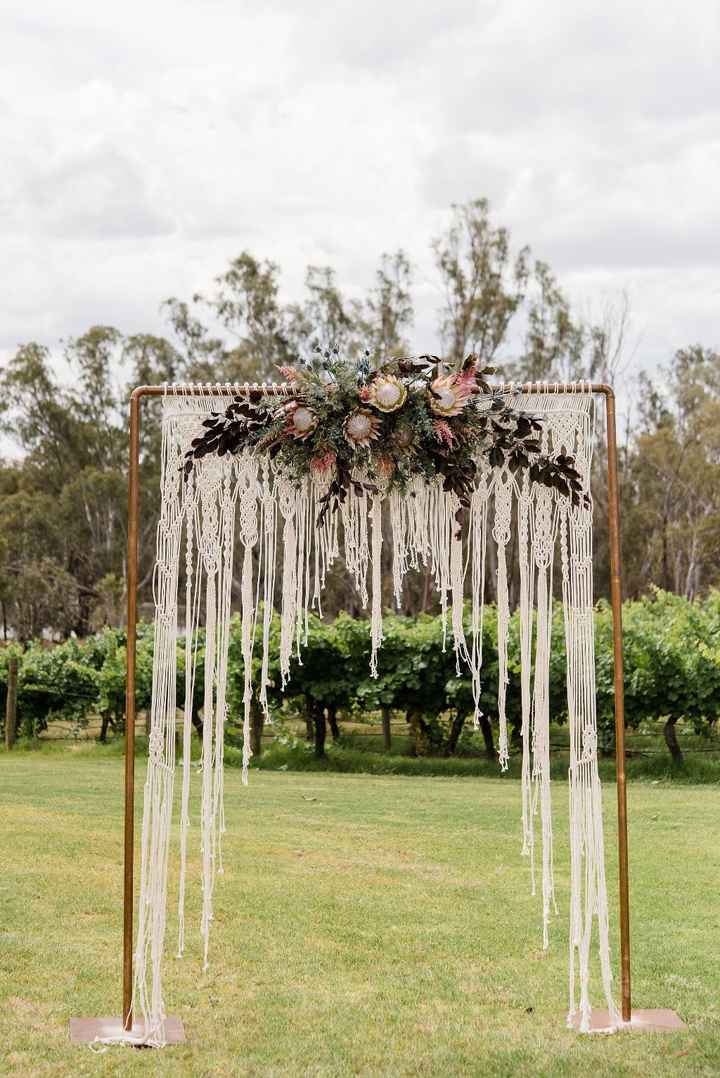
0,0,718,387
18,144,174,239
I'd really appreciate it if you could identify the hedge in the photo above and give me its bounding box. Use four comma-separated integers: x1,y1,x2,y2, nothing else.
1,589,719,760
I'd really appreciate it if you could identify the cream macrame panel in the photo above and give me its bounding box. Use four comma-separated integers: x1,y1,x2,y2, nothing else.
131,384,617,1045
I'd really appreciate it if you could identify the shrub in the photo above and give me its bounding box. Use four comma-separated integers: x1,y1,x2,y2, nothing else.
2,588,720,768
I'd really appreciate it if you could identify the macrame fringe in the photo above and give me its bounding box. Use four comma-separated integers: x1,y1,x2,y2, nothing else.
129,382,617,1046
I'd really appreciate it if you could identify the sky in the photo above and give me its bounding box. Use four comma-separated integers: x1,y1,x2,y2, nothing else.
2,0,719,390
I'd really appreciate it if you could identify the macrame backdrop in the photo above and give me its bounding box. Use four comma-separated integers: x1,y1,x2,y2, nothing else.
132,382,618,1044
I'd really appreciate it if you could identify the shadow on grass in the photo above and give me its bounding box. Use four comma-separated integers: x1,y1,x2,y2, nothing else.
4,733,720,784
230,739,720,784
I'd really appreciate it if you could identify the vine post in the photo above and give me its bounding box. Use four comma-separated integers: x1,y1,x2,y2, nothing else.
5,655,18,751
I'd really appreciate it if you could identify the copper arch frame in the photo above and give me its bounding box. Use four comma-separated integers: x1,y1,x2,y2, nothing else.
121,381,631,1030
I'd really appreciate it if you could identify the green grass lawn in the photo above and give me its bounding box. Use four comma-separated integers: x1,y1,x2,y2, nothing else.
1,749,718,1076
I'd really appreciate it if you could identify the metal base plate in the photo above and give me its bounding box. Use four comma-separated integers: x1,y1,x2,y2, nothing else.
69,1016,185,1045
568,1008,686,1034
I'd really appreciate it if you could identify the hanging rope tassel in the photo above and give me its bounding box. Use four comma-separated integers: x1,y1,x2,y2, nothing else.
517,472,536,890
238,459,259,785
259,458,277,718
493,473,513,771
278,479,298,688
559,395,618,1031
370,494,384,677
132,407,184,1046
177,477,201,958
530,484,559,949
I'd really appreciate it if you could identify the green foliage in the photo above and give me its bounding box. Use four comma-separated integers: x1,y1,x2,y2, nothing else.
2,590,720,767
1,640,98,738
602,589,720,734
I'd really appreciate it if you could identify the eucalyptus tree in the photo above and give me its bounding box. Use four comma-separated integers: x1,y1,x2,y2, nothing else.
623,347,720,600
352,250,414,358
432,198,529,365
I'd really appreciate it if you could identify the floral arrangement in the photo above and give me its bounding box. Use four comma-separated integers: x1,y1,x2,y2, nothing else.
185,350,587,521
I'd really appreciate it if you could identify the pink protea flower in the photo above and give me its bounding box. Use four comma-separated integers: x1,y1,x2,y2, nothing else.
277,365,299,383
429,372,475,416
310,450,337,476
433,419,456,448
285,401,318,440
456,364,479,390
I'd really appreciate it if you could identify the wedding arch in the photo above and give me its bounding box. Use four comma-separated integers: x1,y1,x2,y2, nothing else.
70,358,683,1046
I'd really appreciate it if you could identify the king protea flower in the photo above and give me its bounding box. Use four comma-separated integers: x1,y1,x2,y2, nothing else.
285,402,318,440
343,409,380,448
368,374,407,413
429,370,476,416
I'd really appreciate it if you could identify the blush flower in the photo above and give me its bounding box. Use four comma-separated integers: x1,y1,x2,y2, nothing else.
343,409,381,449
433,419,456,448
373,453,396,479
310,450,337,476
429,372,475,416
285,402,318,440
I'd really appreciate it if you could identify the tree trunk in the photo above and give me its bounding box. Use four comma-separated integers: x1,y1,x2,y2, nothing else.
661,509,671,592
99,712,110,743
381,707,392,751
5,655,17,750
406,707,431,756
420,569,431,614
478,714,495,760
445,712,466,755
406,708,418,756
250,702,264,757
663,717,683,765
68,562,93,638
313,703,327,758
191,706,203,738
327,706,340,741
303,696,314,741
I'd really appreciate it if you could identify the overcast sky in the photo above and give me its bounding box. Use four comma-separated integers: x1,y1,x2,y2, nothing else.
2,0,719,385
